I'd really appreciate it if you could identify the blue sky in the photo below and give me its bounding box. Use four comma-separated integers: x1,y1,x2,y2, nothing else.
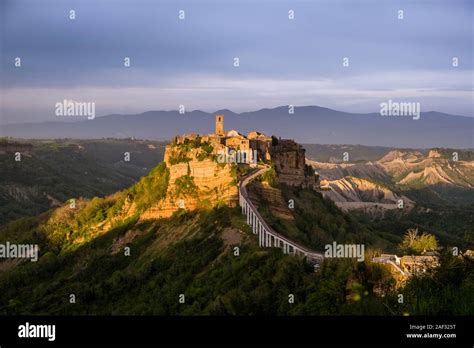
1,0,473,124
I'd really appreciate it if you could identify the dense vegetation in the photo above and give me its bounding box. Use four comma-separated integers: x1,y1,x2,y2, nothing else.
169,137,214,164
0,205,472,315
0,141,472,316
0,138,166,224
130,162,170,211
359,205,473,251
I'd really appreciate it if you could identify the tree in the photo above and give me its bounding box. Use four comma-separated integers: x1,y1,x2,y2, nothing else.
400,228,439,254
401,228,419,250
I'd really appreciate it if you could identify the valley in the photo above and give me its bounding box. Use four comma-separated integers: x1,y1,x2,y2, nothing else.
0,127,472,315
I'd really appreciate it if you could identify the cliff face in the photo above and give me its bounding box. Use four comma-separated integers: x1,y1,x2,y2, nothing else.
378,150,474,188
140,144,238,220
271,140,305,185
271,139,318,189
320,176,414,212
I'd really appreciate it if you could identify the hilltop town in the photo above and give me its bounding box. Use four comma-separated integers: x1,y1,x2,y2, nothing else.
141,115,319,220
169,114,318,187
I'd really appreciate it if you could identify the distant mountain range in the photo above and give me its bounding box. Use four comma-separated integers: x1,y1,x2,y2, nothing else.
2,106,473,148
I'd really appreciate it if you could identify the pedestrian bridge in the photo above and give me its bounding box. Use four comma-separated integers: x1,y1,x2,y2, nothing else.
239,166,324,266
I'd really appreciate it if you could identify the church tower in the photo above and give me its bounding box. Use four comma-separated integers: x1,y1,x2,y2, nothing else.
215,114,224,136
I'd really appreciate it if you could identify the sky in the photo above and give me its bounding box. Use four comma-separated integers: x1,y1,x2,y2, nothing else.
0,0,473,124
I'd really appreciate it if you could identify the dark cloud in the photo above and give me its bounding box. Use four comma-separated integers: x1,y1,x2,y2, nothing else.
1,0,472,123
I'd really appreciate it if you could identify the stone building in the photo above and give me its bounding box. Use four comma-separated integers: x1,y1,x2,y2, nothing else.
171,114,271,164
215,114,225,136
399,255,440,275
372,253,440,280
168,114,318,187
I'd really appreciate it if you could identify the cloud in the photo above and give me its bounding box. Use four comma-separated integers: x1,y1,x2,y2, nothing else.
1,0,472,123
2,69,472,124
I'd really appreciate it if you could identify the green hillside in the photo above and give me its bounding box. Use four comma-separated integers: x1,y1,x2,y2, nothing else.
0,138,166,224
0,161,472,316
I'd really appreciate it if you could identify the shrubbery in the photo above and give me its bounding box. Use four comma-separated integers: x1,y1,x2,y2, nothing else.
174,175,197,197
399,228,439,254
130,162,170,211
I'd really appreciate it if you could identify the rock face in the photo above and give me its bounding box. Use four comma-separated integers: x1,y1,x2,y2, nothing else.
271,140,305,184
311,148,474,208
310,149,474,189
320,176,414,212
141,145,238,220
271,139,318,188
377,150,474,188
308,159,390,183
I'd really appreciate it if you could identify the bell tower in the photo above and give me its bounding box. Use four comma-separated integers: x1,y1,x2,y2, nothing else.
215,114,224,136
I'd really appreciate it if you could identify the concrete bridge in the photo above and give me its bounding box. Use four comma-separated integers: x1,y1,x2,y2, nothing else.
239,166,324,266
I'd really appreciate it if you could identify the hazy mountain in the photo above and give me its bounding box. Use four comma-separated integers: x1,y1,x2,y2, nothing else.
2,106,472,148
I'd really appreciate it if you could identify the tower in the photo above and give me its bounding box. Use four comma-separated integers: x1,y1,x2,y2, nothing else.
215,114,224,136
